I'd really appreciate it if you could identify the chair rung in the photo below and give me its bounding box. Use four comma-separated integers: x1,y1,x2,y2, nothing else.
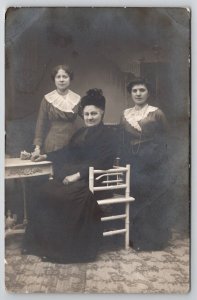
5,228,25,237
103,229,126,236
102,179,123,184
95,172,123,180
93,184,127,191
101,214,126,221
97,197,135,205
94,167,128,174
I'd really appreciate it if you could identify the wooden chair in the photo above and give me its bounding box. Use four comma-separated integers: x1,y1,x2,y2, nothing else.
89,163,135,249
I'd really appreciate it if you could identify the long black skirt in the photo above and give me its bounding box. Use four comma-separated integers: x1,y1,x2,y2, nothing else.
23,179,102,263
129,145,172,251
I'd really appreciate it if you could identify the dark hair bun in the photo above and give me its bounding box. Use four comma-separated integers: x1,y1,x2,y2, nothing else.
86,88,103,97
80,88,106,113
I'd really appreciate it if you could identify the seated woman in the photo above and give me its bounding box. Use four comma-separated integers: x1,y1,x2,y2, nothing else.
22,89,117,263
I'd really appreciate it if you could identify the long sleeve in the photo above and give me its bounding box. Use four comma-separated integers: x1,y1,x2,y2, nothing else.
117,118,125,162
45,125,118,181
46,146,70,165
79,129,117,179
33,98,49,147
155,109,168,131
155,109,169,144
46,145,73,179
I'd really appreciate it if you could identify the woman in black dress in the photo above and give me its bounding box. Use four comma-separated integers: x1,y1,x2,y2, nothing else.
120,77,171,251
22,89,117,263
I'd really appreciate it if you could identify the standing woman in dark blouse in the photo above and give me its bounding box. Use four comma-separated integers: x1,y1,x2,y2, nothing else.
120,77,170,251
22,89,117,263
32,64,81,158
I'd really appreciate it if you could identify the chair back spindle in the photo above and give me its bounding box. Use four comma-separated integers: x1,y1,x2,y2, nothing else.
89,163,135,249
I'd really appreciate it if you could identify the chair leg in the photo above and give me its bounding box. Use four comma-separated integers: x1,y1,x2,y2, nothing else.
125,202,130,249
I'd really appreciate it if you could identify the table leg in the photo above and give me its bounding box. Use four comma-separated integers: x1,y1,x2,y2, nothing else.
21,178,28,225
5,179,27,237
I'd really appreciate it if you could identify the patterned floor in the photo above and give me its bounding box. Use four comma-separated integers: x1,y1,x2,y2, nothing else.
5,232,190,294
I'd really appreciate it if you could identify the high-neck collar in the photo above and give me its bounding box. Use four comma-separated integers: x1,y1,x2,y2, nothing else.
56,89,69,96
85,122,104,130
45,89,80,112
124,105,158,132
134,103,148,111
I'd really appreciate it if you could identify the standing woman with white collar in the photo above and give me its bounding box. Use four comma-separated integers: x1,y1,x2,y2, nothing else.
120,77,171,251
32,64,80,157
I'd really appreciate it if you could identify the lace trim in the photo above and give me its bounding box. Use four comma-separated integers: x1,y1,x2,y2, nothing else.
124,105,158,132
45,89,80,113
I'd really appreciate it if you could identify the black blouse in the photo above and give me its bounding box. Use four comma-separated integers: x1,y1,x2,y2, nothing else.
47,123,117,181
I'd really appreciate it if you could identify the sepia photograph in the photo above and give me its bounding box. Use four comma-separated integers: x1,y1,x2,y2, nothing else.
4,7,190,294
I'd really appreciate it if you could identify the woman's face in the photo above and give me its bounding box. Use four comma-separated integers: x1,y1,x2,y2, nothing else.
55,69,70,92
83,105,104,127
131,84,149,106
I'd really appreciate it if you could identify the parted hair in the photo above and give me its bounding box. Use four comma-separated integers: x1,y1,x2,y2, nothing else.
127,77,152,94
51,64,74,81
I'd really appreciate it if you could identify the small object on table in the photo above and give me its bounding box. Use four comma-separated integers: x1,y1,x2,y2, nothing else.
20,150,32,160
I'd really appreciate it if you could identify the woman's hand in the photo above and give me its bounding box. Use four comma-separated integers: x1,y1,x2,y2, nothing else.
62,172,80,185
31,154,47,162
31,146,41,160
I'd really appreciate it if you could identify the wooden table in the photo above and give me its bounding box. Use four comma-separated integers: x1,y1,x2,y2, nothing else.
5,158,53,237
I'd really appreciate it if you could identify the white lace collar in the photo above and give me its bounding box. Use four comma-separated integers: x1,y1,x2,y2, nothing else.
45,89,80,113
124,105,158,132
